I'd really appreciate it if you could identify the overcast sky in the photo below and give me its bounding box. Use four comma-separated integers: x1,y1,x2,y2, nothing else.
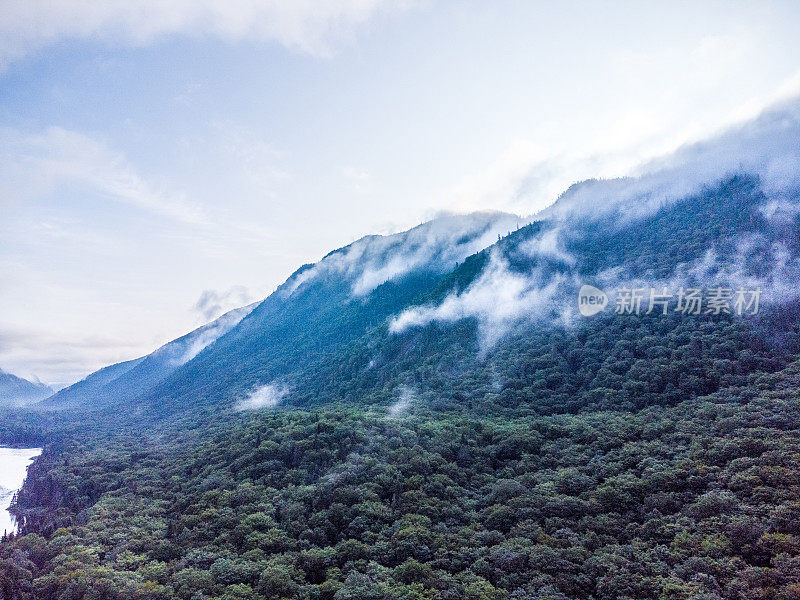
2,0,800,387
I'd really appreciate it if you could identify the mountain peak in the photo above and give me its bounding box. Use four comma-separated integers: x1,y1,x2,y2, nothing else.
0,368,53,407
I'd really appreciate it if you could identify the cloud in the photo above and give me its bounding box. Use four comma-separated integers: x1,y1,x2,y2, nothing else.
387,385,414,417
164,303,257,366
390,96,800,348
283,211,523,297
390,249,568,349
440,141,559,214
235,382,289,411
542,95,800,226
0,126,205,225
664,237,800,305
437,63,800,219
0,326,145,389
578,234,800,323
0,0,406,67
193,286,254,321
518,226,575,267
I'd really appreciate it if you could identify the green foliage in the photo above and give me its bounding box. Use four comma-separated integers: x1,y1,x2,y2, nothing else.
2,360,799,599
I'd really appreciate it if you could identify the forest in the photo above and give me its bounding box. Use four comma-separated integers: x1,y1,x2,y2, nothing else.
1,319,799,599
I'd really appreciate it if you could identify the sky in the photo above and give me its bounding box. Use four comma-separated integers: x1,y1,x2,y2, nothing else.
2,0,800,388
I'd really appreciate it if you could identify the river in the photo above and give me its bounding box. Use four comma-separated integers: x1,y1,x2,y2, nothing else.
0,447,41,537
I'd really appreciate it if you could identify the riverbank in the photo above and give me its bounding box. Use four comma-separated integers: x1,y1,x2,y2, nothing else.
0,447,41,537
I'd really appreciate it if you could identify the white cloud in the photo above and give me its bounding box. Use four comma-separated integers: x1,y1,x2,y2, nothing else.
436,44,800,220
164,303,257,366
442,141,555,214
0,126,205,225
387,385,414,417
666,237,800,305
390,249,568,349
518,226,574,266
389,95,800,348
235,382,289,411
283,212,522,297
542,95,800,225
193,286,254,322
0,0,405,67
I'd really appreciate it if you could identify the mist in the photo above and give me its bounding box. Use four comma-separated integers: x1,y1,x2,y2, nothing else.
544,96,800,226
387,385,416,418
283,212,523,298
235,382,289,411
388,96,800,349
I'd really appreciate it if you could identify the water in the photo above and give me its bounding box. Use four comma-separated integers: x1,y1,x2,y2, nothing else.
0,447,41,537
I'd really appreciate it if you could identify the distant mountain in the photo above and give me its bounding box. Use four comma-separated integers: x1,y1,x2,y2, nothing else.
0,369,52,407
40,357,144,409
44,303,258,409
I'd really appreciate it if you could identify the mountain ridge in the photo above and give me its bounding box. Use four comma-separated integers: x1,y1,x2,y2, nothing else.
0,368,52,408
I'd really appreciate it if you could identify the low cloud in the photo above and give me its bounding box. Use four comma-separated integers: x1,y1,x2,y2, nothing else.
518,226,575,267
387,385,415,417
162,303,257,367
235,382,289,411
284,212,523,297
667,237,800,304
389,96,800,348
193,286,254,322
390,250,569,349
543,96,800,227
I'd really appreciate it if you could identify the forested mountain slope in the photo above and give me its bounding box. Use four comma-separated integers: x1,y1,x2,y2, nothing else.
2,170,798,599
268,175,800,416
1,102,800,600
43,304,258,410
3,359,798,599
49,172,800,423
0,370,51,408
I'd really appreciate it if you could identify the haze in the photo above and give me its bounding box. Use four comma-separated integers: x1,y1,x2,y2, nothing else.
2,0,800,387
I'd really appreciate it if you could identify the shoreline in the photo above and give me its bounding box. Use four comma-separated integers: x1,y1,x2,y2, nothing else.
0,447,42,537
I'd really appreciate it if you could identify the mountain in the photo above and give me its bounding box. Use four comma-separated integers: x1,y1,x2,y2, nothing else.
42,100,792,423
2,101,800,600
122,170,799,419
43,90,800,419
260,173,799,414
0,369,52,407
44,213,521,413
40,98,800,426
44,303,258,409
46,172,800,421
38,357,144,410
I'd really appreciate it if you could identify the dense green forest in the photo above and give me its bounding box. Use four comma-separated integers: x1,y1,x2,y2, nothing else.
2,360,799,599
